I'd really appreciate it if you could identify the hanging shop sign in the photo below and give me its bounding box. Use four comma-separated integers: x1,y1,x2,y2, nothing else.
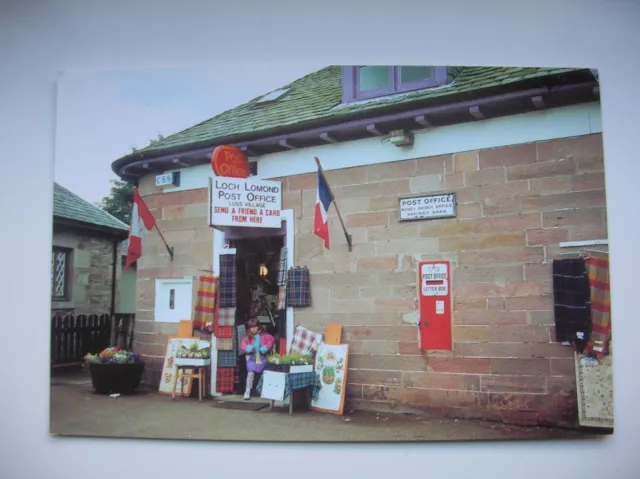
211,145,251,178
398,193,456,222
211,177,282,228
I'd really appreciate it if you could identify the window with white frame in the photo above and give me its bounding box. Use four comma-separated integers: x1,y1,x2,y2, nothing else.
342,66,448,103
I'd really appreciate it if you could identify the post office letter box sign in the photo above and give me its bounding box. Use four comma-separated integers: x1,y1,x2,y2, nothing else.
418,261,452,351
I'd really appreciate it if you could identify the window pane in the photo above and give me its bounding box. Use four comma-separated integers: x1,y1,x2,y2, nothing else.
52,250,67,298
399,66,435,84
358,66,390,92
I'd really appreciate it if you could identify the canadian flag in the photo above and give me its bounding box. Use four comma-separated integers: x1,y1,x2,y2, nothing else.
125,188,156,269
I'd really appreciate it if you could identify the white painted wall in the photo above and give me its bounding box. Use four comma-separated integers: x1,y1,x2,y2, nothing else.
160,102,602,194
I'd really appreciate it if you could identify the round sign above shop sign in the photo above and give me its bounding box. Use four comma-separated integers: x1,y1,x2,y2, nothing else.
210,145,250,178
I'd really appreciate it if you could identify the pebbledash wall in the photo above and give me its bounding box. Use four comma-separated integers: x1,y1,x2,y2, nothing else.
134,102,608,426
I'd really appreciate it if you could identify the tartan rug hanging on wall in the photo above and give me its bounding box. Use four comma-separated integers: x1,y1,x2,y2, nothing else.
286,266,312,307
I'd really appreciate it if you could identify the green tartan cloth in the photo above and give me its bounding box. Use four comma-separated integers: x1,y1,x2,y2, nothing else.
256,372,321,401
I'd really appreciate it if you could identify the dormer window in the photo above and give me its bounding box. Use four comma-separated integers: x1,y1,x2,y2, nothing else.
342,66,448,103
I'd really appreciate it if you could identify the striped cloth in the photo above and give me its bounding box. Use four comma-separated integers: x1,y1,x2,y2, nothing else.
218,307,236,327
219,254,237,308
216,367,235,393
218,350,237,368
277,285,287,309
584,253,611,358
286,266,312,307
277,247,288,286
193,274,218,332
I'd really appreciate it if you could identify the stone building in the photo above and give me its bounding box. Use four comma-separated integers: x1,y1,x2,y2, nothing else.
51,183,131,315
111,66,607,426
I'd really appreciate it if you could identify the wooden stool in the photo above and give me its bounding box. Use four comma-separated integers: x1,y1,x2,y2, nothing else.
172,362,210,402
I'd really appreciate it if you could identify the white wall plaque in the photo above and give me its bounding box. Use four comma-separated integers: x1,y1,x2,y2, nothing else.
399,193,456,221
211,177,282,228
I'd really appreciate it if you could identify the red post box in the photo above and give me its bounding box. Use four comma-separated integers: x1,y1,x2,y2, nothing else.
418,261,452,351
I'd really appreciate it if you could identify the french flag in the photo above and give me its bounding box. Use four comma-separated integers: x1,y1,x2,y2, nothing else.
314,170,332,249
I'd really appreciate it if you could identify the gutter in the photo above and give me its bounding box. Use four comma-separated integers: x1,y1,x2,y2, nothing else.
115,81,598,179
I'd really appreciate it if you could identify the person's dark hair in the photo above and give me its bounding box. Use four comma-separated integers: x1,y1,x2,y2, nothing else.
246,317,263,341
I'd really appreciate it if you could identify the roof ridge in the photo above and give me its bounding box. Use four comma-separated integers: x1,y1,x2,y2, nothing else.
54,182,129,230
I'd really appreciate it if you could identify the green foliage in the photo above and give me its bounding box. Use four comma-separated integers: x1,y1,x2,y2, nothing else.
99,179,135,224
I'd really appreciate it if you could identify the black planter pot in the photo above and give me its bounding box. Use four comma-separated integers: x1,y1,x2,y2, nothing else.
88,361,145,394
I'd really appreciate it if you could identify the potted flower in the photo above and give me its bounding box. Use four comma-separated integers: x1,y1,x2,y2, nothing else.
84,347,145,395
266,353,291,373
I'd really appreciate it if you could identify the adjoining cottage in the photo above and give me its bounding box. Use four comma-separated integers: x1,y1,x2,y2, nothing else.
51,183,137,366
112,66,607,426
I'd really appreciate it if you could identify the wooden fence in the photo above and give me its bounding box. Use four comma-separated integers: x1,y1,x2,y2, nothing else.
50,312,136,367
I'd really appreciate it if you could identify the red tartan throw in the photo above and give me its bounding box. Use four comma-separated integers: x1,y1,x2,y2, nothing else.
216,367,235,393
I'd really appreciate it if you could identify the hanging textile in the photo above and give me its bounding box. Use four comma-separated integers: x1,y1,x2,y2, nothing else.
277,247,288,285
552,258,592,345
286,266,312,307
193,274,218,332
216,367,235,393
218,350,237,367
219,253,237,308
236,324,247,354
289,324,324,356
216,326,234,339
584,253,611,358
218,307,236,327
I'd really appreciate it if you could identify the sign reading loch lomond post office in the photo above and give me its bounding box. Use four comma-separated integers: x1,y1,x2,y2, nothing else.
398,193,456,222
211,177,282,228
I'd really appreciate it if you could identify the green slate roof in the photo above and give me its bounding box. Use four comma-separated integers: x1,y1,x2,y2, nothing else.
131,65,584,157
53,183,129,233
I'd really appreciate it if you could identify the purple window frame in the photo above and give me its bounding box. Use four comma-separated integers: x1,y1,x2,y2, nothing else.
342,66,448,103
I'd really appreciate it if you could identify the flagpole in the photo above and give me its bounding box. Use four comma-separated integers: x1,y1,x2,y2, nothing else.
154,225,174,261
314,156,352,252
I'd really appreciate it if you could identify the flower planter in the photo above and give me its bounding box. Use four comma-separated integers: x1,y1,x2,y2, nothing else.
289,364,313,374
266,363,290,373
88,361,145,395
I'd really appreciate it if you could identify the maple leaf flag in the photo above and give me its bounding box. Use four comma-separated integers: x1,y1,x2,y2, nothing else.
125,188,156,268
314,170,333,250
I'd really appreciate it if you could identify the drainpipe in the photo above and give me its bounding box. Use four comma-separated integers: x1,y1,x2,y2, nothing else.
109,240,118,345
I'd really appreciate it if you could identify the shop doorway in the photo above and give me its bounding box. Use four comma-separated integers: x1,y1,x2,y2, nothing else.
210,209,294,397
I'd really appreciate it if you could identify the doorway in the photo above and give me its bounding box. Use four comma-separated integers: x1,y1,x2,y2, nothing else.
210,210,294,397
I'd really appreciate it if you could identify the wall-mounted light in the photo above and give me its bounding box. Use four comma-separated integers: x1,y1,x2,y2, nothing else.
389,129,414,147
259,264,268,277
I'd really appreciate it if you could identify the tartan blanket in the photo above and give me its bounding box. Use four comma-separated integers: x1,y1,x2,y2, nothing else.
584,253,611,357
552,258,592,343
216,326,234,339
290,325,323,356
216,367,235,393
193,274,218,332
277,247,288,286
216,337,235,351
236,324,247,354
218,307,236,327
286,266,312,307
218,350,237,368
256,371,322,401
219,254,237,308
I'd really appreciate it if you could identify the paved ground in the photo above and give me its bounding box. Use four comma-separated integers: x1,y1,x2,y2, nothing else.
50,372,597,443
